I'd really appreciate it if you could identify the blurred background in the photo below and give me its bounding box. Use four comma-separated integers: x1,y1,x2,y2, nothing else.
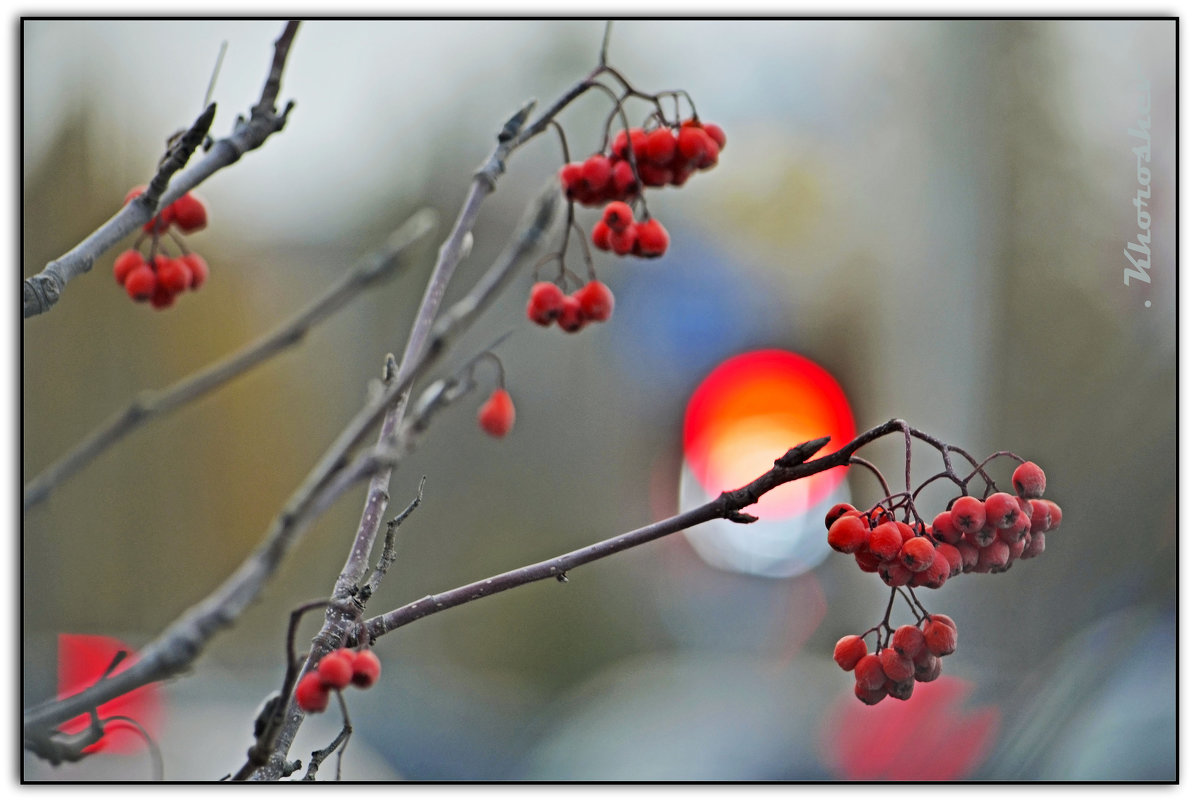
22,19,1175,780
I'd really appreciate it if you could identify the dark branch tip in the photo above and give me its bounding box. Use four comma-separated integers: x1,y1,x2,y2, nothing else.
774,436,832,468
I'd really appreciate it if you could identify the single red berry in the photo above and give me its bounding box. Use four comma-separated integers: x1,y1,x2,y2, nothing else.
912,549,951,589
149,283,176,310
609,159,638,198
984,492,1019,530
350,650,382,689
113,250,145,286
1021,530,1046,559
879,559,913,587
913,652,943,683
609,225,638,256
574,280,614,322
124,265,157,301
179,252,209,290
853,653,886,691
900,537,935,572
611,127,648,160
556,295,586,332
867,522,903,562
950,496,986,534
931,510,963,545
317,649,354,690
559,163,584,197
854,549,882,573
644,127,677,165
824,503,857,530
702,122,727,151
833,635,868,671
997,511,1031,543
885,677,915,701
1043,500,1063,531
154,256,191,294
976,539,1011,573
634,218,669,258
923,618,958,657
879,648,915,683
170,192,207,233
670,162,694,187
892,625,925,660
581,155,613,195
1012,461,1047,499
1006,535,1028,562
602,201,635,232
827,515,869,554
526,281,566,325
935,542,963,577
677,124,714,166
636,162,673,187
591,220,613,251
893,522,916,544
477,388,515,438
295,672,330,713
927,613,957,631
854,680,887,706
955,539,980,573
965,526,997,548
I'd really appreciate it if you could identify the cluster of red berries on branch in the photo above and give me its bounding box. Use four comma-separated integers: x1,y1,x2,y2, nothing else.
113,187,210,309
825,460,1063,704
834,614,958,706
526,278,615,333
294,648,382,714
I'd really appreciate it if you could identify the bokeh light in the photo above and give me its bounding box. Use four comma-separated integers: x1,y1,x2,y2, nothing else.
679,349,855,577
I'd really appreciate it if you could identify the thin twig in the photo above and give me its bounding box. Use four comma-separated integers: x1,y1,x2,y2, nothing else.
23,20,300,318
361,476,427,600
23,209,436,510
301,693,351,782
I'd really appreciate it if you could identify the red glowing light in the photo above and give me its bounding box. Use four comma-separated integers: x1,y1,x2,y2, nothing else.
56,634,162,754
683,350,855,518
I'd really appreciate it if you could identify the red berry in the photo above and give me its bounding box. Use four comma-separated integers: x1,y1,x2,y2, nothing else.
984,492,1018,530
634,218,669,258
179,252,209,290
677,124,714,166
124,265,157,301
591,220,613,251
931,511,963,545
155,256,191,294
854,549,882,573
636,162,673,187
912,549,951,589
609,159,638,198
950,496,986,534
867,522,903,562
294,672,330,713
886,677,915,701
854,681,887,706
1043,500,1063,531
702,122,727,151
556,295,586,332
913,652,942,683
1012,461,1047,499
170,192,207,233
149,283,176,310
350,650,382,689
923,618,958,657
113,250,145,285
609,225,638,256
611,127,648,161
317,650,354,690
935,542,963,577
601,201,635,232
1021,530,1046,559
574,280,614,322
955,539,980,572
900,537,935,572
927,613,957,631
559,163,584,197
644,127,677,165
824,503,856,529
827,514,868,554
879,648,915,683
526,281,566,326
853,653,886,691
581,155,613,195
879,559,913,587
833,635,867,671
477,388,515,438
965,526,996,549
976,539,1011,573
892,625,925,660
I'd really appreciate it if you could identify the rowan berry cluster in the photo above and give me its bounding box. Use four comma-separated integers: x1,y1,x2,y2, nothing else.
294,648,382,714
825,460,1063,704
526,279,615,332
834,614,958,705
113,187,210,309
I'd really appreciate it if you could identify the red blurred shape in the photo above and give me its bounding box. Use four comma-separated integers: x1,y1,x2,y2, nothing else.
57,633,162,754
819,675,1000,780
683,350,855,518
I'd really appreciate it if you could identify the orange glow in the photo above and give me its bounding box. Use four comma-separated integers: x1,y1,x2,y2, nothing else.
683,350,854,518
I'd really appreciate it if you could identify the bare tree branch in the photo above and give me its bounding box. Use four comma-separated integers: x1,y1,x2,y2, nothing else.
23,208,436,510
22,20,300,319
